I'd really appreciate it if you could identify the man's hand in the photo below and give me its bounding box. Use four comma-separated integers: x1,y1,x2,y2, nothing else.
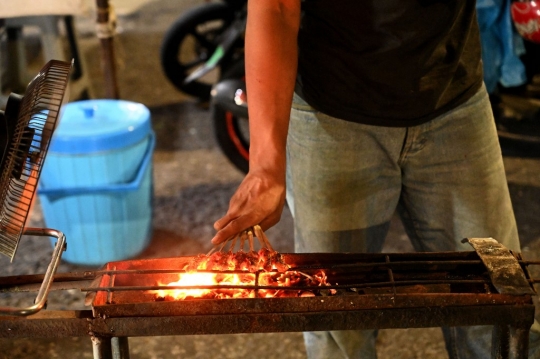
211,168,286,245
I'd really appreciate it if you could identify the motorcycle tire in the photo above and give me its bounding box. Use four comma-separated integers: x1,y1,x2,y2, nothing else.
213,60,249,173
160,2,240,100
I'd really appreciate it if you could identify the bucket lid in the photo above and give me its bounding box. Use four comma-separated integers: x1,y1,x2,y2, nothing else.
49,100,151,154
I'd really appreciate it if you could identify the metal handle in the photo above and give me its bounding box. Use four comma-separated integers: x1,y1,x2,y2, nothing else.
0,228,66,316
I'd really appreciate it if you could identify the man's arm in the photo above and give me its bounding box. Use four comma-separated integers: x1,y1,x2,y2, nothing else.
211,0,301,244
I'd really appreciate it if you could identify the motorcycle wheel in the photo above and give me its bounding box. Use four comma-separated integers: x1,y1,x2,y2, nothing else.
213,60,249,173
160,2,240,100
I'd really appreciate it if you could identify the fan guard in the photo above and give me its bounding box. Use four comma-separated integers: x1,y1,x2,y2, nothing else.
0,60,72,260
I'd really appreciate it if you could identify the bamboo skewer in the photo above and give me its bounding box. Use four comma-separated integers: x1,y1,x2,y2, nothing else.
248,230,254,252
229,234,239,253
254,225,275,252
209,225,276,254
240,231,246,252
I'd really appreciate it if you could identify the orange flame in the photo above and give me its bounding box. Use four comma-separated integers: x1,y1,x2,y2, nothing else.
154,272,261,300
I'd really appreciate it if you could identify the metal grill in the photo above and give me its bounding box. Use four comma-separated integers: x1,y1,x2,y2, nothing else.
0,238,538,359
85,243,538,318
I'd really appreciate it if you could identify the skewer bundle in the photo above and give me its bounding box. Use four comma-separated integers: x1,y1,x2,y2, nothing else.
186,225,290,273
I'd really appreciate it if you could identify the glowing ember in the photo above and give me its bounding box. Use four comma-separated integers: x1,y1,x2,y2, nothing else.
151,250,334,300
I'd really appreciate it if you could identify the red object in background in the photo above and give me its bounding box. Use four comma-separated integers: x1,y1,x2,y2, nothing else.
511,0,540,43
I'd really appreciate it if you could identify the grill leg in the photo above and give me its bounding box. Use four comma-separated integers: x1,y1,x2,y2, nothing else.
112,337,130,359
492,325,530,359
509,326,530,359
92,336,113,359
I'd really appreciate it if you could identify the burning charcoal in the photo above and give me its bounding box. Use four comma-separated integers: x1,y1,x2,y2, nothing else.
288,274,302,286
319,289,337,296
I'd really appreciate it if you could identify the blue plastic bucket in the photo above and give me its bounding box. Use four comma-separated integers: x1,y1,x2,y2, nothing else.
38,100,154,266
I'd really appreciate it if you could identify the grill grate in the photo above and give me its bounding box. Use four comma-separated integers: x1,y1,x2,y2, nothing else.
80,250,539,319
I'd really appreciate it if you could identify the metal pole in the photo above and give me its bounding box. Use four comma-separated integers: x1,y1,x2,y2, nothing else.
96,0,120,99
112,337,130,359
508,326,530,359
492,325,531,359
492,325,510,359
92,336,113,359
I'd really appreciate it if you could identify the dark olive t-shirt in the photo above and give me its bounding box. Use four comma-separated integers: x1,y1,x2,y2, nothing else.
296,0,484,127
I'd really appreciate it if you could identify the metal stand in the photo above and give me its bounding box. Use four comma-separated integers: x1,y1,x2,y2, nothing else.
0,294,534,359
95,0,119,99
0,239,536,358
92,336,130,359
493,325,531,359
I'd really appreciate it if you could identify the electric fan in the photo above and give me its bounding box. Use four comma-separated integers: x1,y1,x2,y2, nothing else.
0,59,71,316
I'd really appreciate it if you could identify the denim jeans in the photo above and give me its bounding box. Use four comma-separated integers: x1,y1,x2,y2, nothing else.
286,84,522,359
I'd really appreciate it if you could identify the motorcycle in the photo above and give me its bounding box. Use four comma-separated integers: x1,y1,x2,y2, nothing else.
160,0,246,101
160,0,249,173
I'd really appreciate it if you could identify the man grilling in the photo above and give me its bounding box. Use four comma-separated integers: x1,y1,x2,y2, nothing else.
211,0,539,357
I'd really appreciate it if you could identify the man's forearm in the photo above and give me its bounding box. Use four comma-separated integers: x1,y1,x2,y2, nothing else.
245,0,301,175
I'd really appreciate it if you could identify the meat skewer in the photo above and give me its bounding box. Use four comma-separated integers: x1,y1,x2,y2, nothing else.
189,225,292,273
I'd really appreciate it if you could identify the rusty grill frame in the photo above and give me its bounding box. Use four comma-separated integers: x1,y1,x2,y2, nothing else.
0,239,538,359
86,250,535,317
